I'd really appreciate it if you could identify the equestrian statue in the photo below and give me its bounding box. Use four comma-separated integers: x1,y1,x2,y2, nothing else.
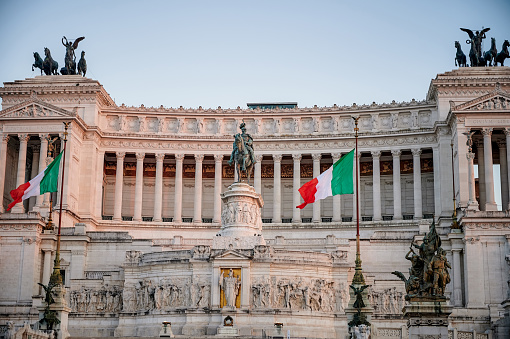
228,122,255,184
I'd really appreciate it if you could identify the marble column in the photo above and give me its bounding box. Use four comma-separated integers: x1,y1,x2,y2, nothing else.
213,154,223,223
498,140,509,211
482,128,497,211
475,140,486,210
173,154,184,222
392,149,402,220
433,146,441,217
94,151,106,219
466,152,479,210
292,154,302,223
28,145,40,211
412,148,422,219
452,249,463,307
194,154,204,223
36,134,49,208
332,153,342,222
0,135,10,214
506,129,510,210
371,151,382,221
42,250,53,286
254,154,263,194
153,153,165,222
273,154,282,223
12,134,30,213
113,152,126,221
133,152,145,221
312,153,321,222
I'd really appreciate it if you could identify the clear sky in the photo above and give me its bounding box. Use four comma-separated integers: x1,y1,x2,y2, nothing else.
0,0,509,109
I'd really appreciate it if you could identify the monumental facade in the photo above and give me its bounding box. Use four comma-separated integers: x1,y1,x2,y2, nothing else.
0,67,509,338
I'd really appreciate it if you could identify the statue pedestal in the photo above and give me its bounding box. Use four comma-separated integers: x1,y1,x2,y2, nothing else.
213,183,265,250
38,286,71,339
403,299,452,339
216,326,239,337
159,322,174,337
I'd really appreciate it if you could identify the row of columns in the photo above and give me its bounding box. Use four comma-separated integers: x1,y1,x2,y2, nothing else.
109,148,428,223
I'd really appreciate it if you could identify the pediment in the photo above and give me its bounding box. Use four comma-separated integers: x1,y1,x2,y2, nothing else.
452,84,510,112
0,97,75,119
211,249,252,260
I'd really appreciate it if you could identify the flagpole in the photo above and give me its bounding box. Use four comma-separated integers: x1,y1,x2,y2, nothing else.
49,122,71,286
352,116,365,285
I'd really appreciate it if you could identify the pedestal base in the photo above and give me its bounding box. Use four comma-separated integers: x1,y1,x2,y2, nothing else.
404,300,452,339
216,326,239,336
159,322,174,337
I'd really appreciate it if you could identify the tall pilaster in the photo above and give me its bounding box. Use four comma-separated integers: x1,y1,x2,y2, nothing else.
113,151,126,221
506,129,510,210
194,154,204,223
498,139,509,210
273,154,282,223
482,128,497,211
133,152,145,221
392,149,402,220
153,153,165,222
0,135,10,213
292,154,302,223
254,154,263,194
312,153,321,222
466,152,479,211
213,154,223,223
475,140,486,210
12,134,30,213
452,249,463,307
42,250,53,286
332,153,342,223
371,151,382,221
28,145,40,211
173,154,184,222
412,148,422,219
94,151,105,219
36,134,49,208
432,146,441,217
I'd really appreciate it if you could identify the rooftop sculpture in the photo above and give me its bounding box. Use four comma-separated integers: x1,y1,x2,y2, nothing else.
456,27,509,67
31,36,86,76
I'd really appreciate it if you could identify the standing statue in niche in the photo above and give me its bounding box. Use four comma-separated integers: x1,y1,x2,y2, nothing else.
219,269,241,308
228,122,255,184
61,36,85,75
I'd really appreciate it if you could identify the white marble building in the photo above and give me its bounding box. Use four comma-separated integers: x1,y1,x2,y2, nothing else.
0,67,509,338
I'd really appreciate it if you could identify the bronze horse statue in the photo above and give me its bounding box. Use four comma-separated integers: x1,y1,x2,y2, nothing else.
484,37,497,66
495,40,510,66
454,41,467,67
43,48,59,75
232,133,254,184
32,52,44,75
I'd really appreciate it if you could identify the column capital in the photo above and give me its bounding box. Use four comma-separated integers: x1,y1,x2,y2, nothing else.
292,153,302,162
391,149,402,157
116,151,126,160
474,139,484,147
2,135,10,143
272,154,283,162
39,133,50,141
496,139,507,149
466,152,475,160
18,134,30,143
504,128,510,137
194,154,205,162
135,152,145,161
331,152,342,161
254,154,263,162
214,154,224,162
371,150,381,158
175,153,185,161
312,153,322,161
411,148,422,157
155,153,165,162
32,145,41,153
481,128,493,137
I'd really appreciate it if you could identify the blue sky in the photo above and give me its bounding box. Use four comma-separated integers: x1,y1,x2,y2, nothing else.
0,0,509,109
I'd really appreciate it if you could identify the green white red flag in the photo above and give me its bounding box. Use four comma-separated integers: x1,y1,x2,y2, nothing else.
7,151,63,211
296,149,354,209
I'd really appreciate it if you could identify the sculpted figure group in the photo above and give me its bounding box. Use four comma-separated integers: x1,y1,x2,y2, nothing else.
32,36,87,76
456,27,509,67
392,221,451,299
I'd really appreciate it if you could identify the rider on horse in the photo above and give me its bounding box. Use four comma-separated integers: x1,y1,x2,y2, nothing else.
229,122,255,171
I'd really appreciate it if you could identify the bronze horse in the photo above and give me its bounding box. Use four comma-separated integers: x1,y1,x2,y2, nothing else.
32,52,44,75
233,133,254,184
484,37,497,66
454,41,467,67
43,48,59,75
496,40,510,66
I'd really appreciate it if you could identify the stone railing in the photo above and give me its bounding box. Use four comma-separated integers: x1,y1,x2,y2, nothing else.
11,323,51,339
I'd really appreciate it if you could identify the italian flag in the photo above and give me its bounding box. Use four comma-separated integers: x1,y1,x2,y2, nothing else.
296,149,354,209
7,151,63,211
